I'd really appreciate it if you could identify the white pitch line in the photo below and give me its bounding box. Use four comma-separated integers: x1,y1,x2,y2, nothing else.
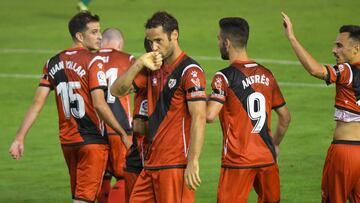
0,48,310,66
0,72,329,88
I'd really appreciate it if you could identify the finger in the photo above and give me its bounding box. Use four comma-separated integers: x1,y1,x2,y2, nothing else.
186,173,195,191
193,173,201,187
191,173,200,189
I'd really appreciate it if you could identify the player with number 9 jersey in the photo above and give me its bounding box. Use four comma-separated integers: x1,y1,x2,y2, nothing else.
207,17,290,203
209,61,285,167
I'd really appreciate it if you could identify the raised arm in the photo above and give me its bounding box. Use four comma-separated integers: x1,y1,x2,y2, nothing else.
272,105,291,157
111,52,163,96
9,86,50,160
184,100,206,191
282,12,327,79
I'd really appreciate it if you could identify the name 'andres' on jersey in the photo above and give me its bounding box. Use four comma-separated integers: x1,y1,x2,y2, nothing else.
242,74,270,89
48,60,86,79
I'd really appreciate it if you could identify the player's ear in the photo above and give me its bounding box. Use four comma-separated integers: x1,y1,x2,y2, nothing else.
75,32,84,43
225,38,231,49
171,30,179,41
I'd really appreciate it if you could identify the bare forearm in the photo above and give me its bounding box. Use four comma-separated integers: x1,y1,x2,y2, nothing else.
15,87,49,141
273,122,289,145
94,103,131,148
187,116,205,162
288,37,325,78
111,61,143,96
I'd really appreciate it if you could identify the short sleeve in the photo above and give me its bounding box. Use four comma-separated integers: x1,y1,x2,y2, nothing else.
271,78,286,109
182,66,206,101
133,88,148,120
133,69,148,92
38,61,53,90
324,63,352,86
209,72,229,104
88,58,107,92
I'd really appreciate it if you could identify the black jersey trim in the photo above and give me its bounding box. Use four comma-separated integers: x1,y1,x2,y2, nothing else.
272,102,286,110
221,163,274,169
208,97,225,104
332,140,360,145
144,164,187,170
90,86,107,92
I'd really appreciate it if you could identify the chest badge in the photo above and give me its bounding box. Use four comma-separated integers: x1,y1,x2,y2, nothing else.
168,78,177,89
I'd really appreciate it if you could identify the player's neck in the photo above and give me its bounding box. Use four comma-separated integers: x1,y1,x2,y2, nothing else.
72,42,88,50
164,46,182,65
229,49,250,64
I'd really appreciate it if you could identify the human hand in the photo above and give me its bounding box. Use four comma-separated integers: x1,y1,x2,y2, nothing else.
139,52,162,71
184,159,201,191
281,12,295,40
9,138,24,160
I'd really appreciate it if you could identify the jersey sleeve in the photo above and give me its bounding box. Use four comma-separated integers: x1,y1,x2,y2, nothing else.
88,58,108,92
133,69,148,92
209,72,229,104
182,66,207,101
324,63,352,86
133,88,148,121
38,61,53,90
271,77,286,109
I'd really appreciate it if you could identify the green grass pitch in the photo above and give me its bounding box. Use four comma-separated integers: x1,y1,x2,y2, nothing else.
0,0,359,202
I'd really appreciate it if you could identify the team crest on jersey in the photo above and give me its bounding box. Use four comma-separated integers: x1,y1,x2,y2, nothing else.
97,71,107,86
191,78,201,87
168,78,177,89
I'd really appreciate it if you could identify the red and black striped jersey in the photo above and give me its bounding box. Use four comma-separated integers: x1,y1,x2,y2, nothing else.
325,62,360,117
89,48,135,135
133,52,207,169
39,47,107,145
209,61,286,168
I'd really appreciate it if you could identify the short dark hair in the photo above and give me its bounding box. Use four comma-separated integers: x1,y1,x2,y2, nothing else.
145,11,179,38
68,11,100,40
340,25,360,43
144,38,152,52
219,17,249,48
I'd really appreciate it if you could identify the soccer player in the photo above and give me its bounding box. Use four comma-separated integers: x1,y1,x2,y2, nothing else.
9,11,130,203
90,28,134,203
111,11,207,202
206,17,291,203
282,12,360,203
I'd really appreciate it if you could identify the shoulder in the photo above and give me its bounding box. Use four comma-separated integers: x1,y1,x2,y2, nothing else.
181,55,204,76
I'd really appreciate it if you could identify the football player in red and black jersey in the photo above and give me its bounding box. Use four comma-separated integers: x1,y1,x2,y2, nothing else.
207,17,291,203
282,12,360,203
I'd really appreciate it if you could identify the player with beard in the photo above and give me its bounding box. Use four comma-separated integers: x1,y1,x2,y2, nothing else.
206,17,291,203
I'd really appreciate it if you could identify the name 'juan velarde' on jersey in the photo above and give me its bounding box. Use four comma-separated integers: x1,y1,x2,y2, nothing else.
242,74,270,89
48,60,86,79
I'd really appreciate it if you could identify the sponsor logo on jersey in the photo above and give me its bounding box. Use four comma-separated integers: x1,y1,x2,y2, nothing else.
97,71,107,86
139,99,148,116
